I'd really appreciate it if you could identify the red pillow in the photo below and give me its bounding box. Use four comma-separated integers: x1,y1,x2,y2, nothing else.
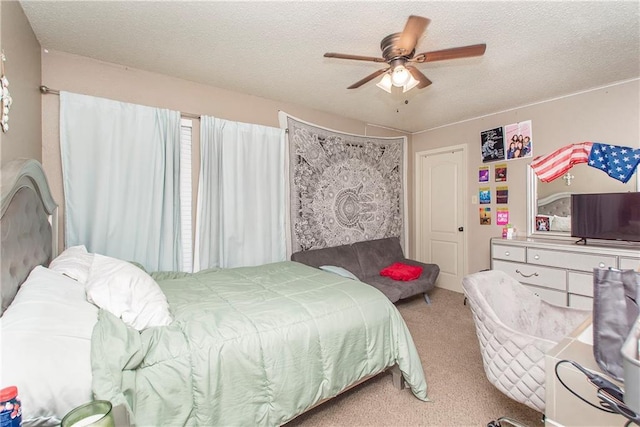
380,262,423,281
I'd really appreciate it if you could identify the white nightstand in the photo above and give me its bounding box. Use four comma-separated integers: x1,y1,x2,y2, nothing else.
545,318,626,426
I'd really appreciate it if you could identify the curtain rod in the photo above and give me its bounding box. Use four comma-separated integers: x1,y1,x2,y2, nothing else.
39,85,201,120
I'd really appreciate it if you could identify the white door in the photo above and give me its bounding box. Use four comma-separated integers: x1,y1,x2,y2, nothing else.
415,146,466,293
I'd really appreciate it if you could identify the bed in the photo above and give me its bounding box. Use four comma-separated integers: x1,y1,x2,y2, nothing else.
0,159,429,426
535,191,572,232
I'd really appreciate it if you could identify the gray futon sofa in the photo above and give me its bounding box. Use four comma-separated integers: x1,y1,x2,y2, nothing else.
291,236,440,304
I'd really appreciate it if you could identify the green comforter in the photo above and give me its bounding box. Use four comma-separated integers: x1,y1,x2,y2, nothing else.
91,261,428,426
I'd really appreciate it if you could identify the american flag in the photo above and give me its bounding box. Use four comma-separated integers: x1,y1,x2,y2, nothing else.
530,142,593,182
588,143,640,183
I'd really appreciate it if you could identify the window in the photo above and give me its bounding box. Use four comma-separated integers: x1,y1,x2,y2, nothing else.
180,118,193,272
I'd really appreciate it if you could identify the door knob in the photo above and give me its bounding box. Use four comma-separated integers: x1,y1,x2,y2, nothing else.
458,226,464,232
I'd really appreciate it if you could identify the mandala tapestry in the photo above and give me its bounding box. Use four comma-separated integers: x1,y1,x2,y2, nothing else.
284,114,406,252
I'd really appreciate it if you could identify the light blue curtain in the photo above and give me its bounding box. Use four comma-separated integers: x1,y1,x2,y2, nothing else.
60,92,182,271
195,116,286,270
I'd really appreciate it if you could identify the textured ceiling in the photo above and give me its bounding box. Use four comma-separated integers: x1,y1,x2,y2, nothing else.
20,1,640,133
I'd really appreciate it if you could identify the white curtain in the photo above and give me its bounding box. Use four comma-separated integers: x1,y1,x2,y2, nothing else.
60,92,182,271
195,116,286,270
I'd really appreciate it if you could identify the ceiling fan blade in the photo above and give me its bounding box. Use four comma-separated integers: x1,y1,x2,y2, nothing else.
407,66,432,89
347,68,390,89
412,44,487,63
324,52,387,63
396,15,430,55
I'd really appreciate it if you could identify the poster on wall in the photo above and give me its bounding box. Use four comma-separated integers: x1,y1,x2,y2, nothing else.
479,187,491,204
496,186,509,204
479,207,492,225
480,127,505,163
479,166,490,182
505,120,533,159
495,164,507,181
496,208,509,225
536,215,551,232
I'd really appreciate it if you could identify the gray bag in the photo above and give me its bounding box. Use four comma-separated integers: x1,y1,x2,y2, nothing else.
592,268,640,381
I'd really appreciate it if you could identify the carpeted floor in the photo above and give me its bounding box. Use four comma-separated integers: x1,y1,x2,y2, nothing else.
286,287,544,426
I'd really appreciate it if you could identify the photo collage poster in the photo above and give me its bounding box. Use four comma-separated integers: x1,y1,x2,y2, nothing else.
505,120,533,160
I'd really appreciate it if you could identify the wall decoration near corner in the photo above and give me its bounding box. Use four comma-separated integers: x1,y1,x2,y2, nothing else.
1,51,12,133
280,112,407,253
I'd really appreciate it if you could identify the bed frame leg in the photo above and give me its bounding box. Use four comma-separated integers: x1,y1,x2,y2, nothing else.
390,365,406,390
423,293,431,304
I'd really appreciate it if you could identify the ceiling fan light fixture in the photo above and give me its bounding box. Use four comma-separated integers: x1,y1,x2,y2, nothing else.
403,74,420,93
325,16,486,91
391,65,410,87
376,73,393,93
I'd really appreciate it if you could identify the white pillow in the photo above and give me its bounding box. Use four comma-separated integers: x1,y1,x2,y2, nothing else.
550,215,572,232
1,266,98,426
48,245,94,284
319,265,359,281
86,253,172,330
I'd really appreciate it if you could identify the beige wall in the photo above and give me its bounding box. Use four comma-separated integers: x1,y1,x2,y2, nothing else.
411,79,640,274
0,1,41,165
39,50,640,273
40,50,409,249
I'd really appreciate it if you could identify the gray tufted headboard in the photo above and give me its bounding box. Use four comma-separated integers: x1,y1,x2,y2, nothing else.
1,159,58,315
537,192,572,217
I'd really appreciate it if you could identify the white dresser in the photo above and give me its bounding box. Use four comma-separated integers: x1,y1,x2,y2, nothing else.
490,237,640,309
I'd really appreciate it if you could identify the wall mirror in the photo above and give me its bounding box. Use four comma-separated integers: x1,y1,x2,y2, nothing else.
527,163,639,238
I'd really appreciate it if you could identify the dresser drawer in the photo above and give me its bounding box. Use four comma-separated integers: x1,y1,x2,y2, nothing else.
620,257,640,270
523,284,567,306
567,271,594,297
568,293,593,310
492,244,526,262
492,260,566,291
527,248,616,272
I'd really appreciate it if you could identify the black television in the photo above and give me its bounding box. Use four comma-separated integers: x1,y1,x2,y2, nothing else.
571,192,640,243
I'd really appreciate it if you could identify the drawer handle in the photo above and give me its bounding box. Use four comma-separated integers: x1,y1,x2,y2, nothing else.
599,262,605,268
534,255,540,260
516,269,539,278
504,251,510,256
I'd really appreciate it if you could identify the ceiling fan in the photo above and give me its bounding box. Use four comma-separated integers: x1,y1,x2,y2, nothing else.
324,15,487,92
